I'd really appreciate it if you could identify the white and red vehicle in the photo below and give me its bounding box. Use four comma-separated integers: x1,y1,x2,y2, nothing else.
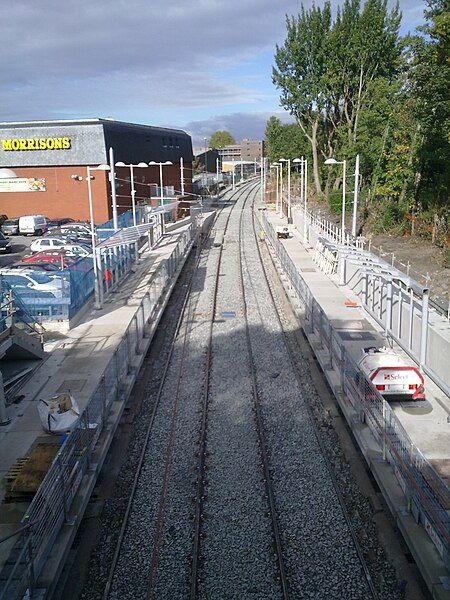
358,346,425,401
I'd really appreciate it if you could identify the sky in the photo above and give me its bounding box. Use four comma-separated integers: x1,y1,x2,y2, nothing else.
1,0,426,146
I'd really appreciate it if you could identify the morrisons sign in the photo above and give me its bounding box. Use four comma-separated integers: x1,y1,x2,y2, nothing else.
1,137,71,151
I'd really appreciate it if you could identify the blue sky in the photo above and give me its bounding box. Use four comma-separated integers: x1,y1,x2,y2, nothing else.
1,0,426,145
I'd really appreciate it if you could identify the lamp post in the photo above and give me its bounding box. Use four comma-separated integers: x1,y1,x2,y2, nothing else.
149,160,173,235
270,164,280,213
324,157,347,244
352,154,360,238
180,157,185,196
279,158,293,222
86,163,111,309
216,157,220,194
293,157,308,242
115,162,147,226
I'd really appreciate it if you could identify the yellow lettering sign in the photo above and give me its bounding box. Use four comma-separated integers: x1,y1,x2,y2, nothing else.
0,137,72,151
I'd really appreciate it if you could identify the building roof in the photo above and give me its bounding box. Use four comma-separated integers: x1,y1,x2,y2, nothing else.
0,118,190,138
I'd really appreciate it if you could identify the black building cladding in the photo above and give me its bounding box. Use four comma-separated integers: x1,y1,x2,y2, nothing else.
0,118,194,167
102,119,194,164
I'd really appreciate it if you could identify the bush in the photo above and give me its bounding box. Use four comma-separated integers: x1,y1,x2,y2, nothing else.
328,190,345,215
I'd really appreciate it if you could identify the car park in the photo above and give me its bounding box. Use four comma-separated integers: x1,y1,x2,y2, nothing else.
0,269,63,298
62,244,91,258
18,215,48,236
0,232,12,253
30,237,67,253
47,218,74,229
1,218,20,236
61,222,92,236
9,261,60,272
22,251,76,269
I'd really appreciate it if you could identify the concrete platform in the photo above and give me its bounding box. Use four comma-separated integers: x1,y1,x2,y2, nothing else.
262,206,450,599
0,215,203,582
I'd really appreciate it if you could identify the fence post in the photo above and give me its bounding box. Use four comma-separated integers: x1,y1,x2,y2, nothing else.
57,456,69,522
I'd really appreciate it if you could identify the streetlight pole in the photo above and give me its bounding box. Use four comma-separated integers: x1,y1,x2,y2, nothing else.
108,147,119,231
279,161,283,217
352,154,360,238
115,161,147,226
324,157,347,244
279,158,292,222
86,164,110,309
270,164,280,213
180,156,185,196
216,157,220,194
149,160,173,235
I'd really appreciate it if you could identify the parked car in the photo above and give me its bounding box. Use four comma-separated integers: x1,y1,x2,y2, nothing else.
1,218,20,236
0,232,12,253
45,228,92,246
62,244,91,258
30,237,67,253
18,215,48,236
22,250,76,269
61,222,92,236
47,218,74,229
0,269,63,298
0,215,9,227
9,261,60,272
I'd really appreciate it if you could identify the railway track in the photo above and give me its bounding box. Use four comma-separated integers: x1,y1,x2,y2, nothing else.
89,180,402,600
102,180,261,599
249,202,379,600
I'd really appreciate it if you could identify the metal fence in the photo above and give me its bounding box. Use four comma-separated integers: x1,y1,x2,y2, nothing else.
260,210,450,570
0,221,198,600
296,204,450,319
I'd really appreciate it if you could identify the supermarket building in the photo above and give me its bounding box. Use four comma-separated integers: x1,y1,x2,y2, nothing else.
0,119,194,224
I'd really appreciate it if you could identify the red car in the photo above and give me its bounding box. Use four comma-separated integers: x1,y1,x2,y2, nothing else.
21,250,76,269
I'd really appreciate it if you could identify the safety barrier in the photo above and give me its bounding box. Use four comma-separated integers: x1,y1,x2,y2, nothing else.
296,203,449,319
0,222,198,600
260,210,450,571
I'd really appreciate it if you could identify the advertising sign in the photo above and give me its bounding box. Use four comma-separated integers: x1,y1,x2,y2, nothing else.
0,177,46,192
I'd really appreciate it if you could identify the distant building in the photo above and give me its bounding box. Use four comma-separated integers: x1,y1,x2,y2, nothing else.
194,148,219,173
217,139,265,162
0,118,193,223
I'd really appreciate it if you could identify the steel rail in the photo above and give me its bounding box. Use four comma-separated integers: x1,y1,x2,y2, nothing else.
189,180,261,600
252,201,380,600
102,180,262,599
103,183,248,599
238,192,291,599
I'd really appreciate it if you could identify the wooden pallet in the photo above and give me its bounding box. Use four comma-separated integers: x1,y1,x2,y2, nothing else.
4,438,60,504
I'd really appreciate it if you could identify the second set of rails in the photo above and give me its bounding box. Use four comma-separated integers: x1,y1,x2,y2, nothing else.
99,180,389,599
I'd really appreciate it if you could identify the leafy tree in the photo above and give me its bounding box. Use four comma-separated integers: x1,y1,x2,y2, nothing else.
410,0,450,216
273,0,402,198
209,131,236,148
265,117,309,164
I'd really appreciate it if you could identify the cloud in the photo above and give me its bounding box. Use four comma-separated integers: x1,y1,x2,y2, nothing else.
0,0,425,125
184,111,295,145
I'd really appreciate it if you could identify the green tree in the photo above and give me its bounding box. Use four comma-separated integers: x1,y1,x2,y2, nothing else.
265,117,309,164
410,0,450,216
209,131,236,148
273,0,402,199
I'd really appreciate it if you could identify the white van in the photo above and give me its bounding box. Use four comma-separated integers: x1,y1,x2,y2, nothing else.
19,215,48,236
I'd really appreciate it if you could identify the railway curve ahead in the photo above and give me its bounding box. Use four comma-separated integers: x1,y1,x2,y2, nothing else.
78,181,404,600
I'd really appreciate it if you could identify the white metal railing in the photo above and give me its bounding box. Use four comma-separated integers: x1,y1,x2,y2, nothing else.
260,210,450,571
0,222,198,600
